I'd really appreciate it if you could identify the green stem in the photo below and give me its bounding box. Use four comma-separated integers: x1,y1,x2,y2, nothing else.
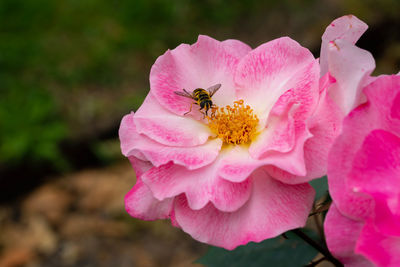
291,229,343,267
312,205,325,243
305,257,326,267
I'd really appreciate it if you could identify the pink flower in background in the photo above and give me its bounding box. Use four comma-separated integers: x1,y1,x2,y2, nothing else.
325,74,400,267
119,15,371,249
322,16,400,267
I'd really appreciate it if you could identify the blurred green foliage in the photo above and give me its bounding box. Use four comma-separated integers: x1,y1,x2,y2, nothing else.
0,89,66,168
197,231,318,267
0,0,67,168
1,0,399,171
309,176,328,200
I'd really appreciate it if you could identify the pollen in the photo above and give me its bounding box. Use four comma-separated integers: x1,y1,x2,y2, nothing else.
208,100,259,145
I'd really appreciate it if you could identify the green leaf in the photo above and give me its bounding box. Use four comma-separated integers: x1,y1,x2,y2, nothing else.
196,231,318,267
310,176,328,200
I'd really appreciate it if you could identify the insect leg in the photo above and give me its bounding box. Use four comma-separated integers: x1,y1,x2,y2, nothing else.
198,106,207,119
184,102,194,115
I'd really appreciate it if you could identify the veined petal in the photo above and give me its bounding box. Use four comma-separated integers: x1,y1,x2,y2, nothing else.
134,93,212,146
218,128,311,185
391,91,400,120
363,75,400,134
173,168,314,250
326,38,375,115
349,130,400,236
261,127,313,184
150,35,251,117
327,105,376,221
249,102,296,158
125,177,173,221
295,74,343,179
128,156,153,178
320,15,368,76
141,162,252,212
235,37,316,117
325,204,374,267
120,112,222,169
356,221,400,267
216,146,262,183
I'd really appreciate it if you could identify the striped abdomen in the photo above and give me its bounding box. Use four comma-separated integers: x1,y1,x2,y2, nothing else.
194,88,213,115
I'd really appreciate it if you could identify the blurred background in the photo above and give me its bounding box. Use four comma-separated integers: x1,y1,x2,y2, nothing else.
0,0,399,266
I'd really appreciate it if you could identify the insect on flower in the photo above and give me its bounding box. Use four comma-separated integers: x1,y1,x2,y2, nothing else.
174,83,221,117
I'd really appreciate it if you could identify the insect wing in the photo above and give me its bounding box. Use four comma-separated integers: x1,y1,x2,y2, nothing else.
174,89,195,99
207,83,221,97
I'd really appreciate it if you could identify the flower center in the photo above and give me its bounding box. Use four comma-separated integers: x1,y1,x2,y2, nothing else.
208,100,259,145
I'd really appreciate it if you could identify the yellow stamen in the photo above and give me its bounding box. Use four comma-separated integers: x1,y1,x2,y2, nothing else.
208,100,259,145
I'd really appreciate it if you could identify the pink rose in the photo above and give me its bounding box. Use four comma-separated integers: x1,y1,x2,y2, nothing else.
119,15,371,249
325,74,400,267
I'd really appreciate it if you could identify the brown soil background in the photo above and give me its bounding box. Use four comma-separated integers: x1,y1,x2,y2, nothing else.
0,162,206,267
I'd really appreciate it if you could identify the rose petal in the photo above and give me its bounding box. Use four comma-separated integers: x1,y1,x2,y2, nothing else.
327,106,376,221
218,132,311,185
141,162,252,212
216,146,260,183
363,75,400,134
356,221,400,267
125,177,173,220
391,92,400,120
263,87,343,183
320,15,368,76
350,130,400,199
324,204,374,267
134,93,212,146
120,112,222,169
128,156,153,178
249,102,296,157
247,60,319,161
326,38,375,115
150,35,251,116
299,74,343,179
235,37,316,118
173,168,314,250
349,130,400,236
261,127,313,184
125,154,173,221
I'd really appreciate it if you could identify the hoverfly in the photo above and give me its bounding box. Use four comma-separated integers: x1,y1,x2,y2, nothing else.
174,83,221,117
